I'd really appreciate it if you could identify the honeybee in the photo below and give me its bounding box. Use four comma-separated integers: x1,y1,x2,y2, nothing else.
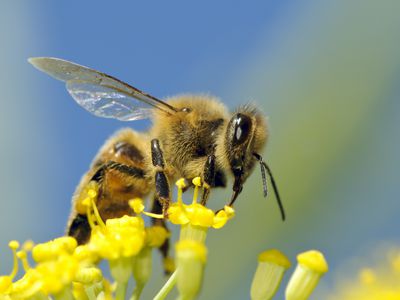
29,57,285,262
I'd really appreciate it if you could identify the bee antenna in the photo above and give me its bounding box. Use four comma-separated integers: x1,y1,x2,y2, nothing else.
253,153,286,221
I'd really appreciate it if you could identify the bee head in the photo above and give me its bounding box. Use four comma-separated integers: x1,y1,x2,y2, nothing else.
225,105,267,204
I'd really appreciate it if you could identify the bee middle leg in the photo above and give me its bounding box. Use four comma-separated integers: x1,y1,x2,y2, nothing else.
151,139,171,215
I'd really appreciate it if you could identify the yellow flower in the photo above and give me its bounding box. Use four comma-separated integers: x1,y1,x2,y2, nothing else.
73,244,99,265
9,269,43,299
145,226,170,248
168,177,235,229
36,254,79,295
89,215,145,260
324,247,400,300
32,236,77,263
10,249,80,298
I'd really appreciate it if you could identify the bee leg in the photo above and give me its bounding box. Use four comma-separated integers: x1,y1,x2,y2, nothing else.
68,214,91,245
151,197,173,274
90,161,145,183
67,161,145,243
201,153,216,206
151,139,171,216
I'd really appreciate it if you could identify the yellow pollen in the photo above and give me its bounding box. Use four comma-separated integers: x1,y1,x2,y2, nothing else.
258,249,291,268
8,240,20,250
176,178,187,189
297,250,329,273
129,198,145,214
192,177,202,187
87,188,97,198
23,240,34,252
224,205,235,218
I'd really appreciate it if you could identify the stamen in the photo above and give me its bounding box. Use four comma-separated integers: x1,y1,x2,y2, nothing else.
83,198,96,230
90,197,106,229
129,199,164,219
17,250,31,272
175,178,187,206
192,177,202,205
129,198,145,214
8,240,20,279
142,211,164,219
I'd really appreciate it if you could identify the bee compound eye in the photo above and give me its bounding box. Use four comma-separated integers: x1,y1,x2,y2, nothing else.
232,113,252,145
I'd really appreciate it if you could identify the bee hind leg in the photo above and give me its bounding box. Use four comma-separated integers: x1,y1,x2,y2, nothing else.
68,161,145,244
68,214,91,245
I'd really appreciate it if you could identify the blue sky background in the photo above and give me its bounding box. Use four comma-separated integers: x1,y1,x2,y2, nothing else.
0,1,399,299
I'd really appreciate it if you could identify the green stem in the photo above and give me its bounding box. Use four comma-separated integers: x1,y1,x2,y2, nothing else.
54,287,74,300
115,281,128,300
153,270,178,300
85,285,98,300
176,296,193,300
31,292,49,300
131,284,144,300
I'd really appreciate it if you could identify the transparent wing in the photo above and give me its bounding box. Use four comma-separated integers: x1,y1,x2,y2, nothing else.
28,57,177,121
67,81,154,121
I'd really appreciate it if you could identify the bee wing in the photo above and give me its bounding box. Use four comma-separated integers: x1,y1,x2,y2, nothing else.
28,57,178,121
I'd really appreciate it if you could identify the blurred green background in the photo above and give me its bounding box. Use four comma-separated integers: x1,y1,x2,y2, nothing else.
1,1,399,299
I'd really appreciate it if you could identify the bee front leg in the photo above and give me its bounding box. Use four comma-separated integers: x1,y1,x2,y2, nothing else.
201,153,216,206
151,139,171,216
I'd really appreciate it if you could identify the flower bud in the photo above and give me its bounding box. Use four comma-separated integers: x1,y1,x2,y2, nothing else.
176,240,207,300
132,247,152,287
251,249,291,300
285,250,328,300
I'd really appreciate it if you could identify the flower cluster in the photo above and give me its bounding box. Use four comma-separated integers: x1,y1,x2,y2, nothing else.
324,247,400,299
0,177,328,300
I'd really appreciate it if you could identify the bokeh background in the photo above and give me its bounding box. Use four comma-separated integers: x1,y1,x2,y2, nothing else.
1,1,399,299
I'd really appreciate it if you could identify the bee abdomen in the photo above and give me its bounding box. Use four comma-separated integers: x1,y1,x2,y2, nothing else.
114,141,144,161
